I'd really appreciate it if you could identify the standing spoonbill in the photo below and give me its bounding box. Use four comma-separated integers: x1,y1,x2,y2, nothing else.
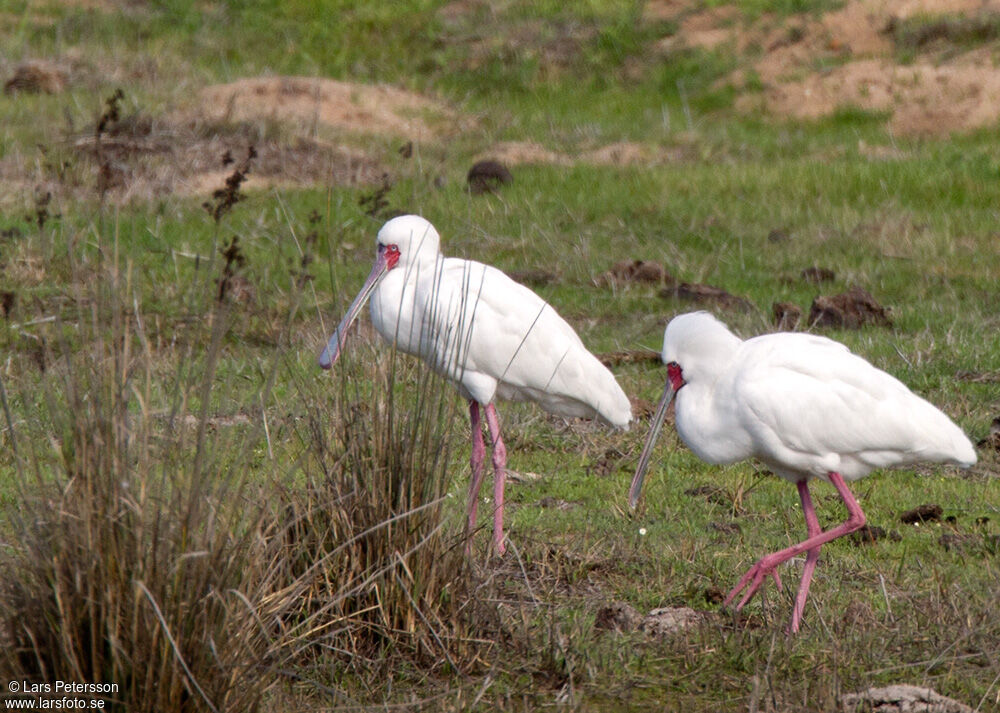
629,311,976,633
320,215,632,554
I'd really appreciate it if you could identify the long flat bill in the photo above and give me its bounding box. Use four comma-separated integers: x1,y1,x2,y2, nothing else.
628,376,676,509
319,250,389,369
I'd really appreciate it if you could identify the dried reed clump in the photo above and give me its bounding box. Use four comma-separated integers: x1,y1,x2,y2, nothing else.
0,197,500,709
0,249,276,713
256,345,500,683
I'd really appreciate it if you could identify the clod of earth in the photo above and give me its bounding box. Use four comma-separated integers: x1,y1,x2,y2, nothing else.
900,503,943,524
466,160,513,195
587,447,628,478
773,301,803,330
685,485,733,508
4,62,68,95
849,524,899,546
661,282,754,312
594,603,705,637
594,601,642,633
597,259,675,287
809,285,892,328
639,607,705,637
708,521,741,536
840,684,974,713
938,533,977,553
704,587,725,604
801,266,836,283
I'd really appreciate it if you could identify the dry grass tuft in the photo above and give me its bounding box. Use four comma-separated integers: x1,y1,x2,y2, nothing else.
0,245,276,712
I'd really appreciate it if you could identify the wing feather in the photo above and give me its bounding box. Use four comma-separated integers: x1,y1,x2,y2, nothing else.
733,334,968,476
419,258,629,425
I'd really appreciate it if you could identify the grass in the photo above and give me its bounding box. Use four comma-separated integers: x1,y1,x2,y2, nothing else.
1,0,1000,710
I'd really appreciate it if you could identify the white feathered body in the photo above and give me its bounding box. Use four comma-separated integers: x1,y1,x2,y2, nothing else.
370,251,631,428
666,313,976,483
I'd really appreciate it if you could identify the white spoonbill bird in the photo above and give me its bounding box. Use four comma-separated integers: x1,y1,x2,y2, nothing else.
320,215,632,554
629,311,976,633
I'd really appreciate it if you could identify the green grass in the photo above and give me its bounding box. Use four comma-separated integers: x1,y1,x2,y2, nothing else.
2,0,1000,710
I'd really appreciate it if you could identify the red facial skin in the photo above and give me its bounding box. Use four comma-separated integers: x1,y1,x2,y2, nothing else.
383,243,400,269
666,361,685,392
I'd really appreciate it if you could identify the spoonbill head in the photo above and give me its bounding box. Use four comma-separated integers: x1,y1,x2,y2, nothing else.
320,215,632,554
319,215,440,370
630,311,976,633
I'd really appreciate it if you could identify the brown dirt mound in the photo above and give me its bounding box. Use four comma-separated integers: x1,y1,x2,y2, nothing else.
654,0,1000,136
808,285,892,328
772,301,803,330
597,259,675,287
661,282,754,312
4,61,68,94
199,76,459,140
466,159,513,194
755,52,1000,136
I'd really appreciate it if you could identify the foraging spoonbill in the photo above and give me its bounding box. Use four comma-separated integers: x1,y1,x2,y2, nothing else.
629,311,976,633
320,215,632,554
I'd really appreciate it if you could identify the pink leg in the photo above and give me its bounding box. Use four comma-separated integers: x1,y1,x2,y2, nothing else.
724,472,866,629
483,403,508,555
789,480,822,634
465,401,487,554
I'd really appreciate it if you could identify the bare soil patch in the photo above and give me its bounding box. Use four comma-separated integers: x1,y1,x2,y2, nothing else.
1,116,384,207
198,76,460,140
479,140,688,167
653,0,1000,136
754,52,1000,136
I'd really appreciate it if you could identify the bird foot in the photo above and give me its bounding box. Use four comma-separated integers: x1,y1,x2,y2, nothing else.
723,554,785,611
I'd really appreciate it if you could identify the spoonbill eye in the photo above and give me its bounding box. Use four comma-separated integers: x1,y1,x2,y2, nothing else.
383,243,401,268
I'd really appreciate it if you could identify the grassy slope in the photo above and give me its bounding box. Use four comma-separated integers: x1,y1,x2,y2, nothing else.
2,0,999,710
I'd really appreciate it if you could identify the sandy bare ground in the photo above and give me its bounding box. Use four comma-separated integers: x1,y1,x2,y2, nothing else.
6,0,1000,206
651,0,1000,135
198,76,460,141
